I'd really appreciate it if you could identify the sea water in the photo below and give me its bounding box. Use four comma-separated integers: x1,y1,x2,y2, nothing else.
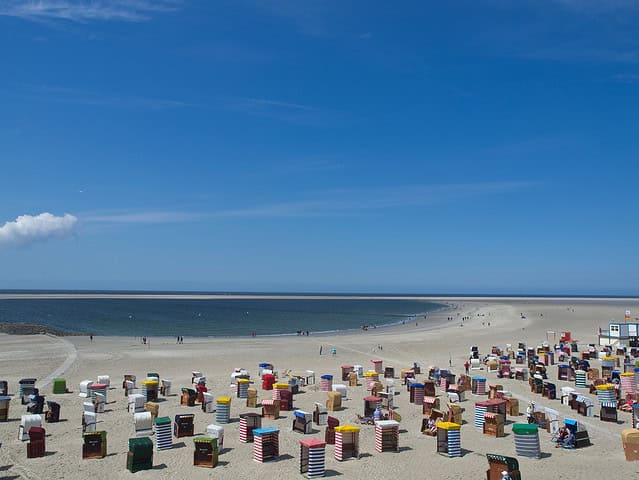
0,294,445,337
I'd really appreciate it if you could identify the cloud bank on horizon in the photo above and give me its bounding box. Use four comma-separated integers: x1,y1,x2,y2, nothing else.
0,213,78,248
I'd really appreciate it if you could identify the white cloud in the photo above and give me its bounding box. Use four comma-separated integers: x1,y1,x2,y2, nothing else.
0,0,180,23
0,213,78,248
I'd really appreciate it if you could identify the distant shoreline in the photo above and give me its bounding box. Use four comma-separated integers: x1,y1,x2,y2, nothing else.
0,293,638,301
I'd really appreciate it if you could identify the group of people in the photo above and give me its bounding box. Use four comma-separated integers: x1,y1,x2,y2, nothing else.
527,401,575,449
554,426,575,448
176,336,184,344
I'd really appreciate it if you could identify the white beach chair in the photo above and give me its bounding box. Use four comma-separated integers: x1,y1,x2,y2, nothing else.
470,359,482,371
332,384,348,399
314,402,328,426
161,379,172,396
128,393,145,414
134,411,153,436
202,392,214,413
206,424,224,450
18,414,42,441
83,401,96,414
83,411,97,432
97,375,110,387
79,380,93,397
94,393,106,413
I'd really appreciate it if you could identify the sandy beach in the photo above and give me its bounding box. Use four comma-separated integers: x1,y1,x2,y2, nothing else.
1,298,639,479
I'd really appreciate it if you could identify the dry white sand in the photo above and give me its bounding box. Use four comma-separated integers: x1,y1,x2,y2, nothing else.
1,298,639,479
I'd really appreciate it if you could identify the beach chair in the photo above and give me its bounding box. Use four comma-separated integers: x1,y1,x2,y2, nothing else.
486,454,521,480
174,414,195,438
45,401,60,423
134,412,153,437
206,424,224,450
83,411,97,433
127,437,153,473
26,426,46,458
0,395,10,422
27,396,45,414
19,415,42,441
292,410,313,434
194,436,218,468
181,388,197,407
83,431,107,459
0,380,7,396
326,391,342,411
313,403,328,425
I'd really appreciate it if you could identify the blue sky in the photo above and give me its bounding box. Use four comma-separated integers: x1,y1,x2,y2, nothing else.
0,0,637,294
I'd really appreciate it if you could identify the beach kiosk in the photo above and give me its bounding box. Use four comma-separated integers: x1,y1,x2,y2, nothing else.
374,420,399,453
513,423,540,458
83,431,107,459
193,436,218,468
240,413,261,443
436,421,461,457
486,454,521,480
253,426,280,462
334,425,360,460
300,437,326,478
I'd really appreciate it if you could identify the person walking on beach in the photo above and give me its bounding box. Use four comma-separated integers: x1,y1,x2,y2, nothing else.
319,345,323,356
464,360,470,374
90,334,93,342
